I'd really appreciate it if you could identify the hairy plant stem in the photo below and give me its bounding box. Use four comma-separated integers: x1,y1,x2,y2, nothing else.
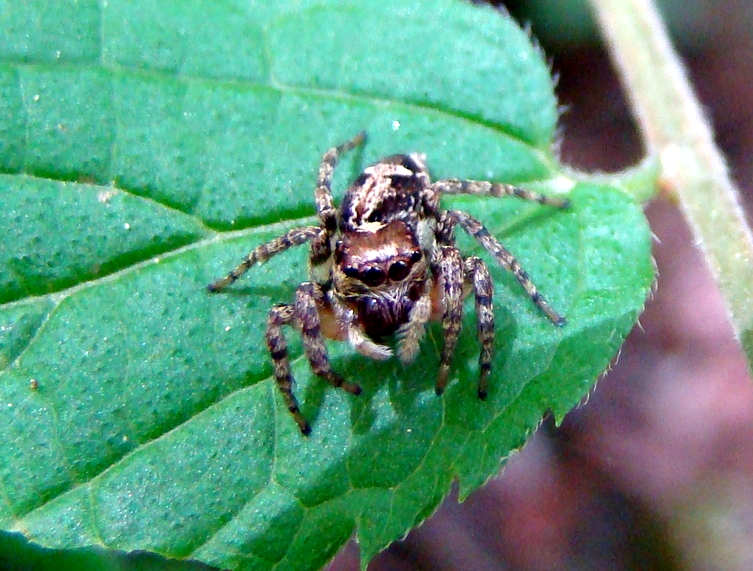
589,0,753,370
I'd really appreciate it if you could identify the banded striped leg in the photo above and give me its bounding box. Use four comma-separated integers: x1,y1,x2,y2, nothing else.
309,131,367,273
266,283,361,436
435,210,457,245
314,131,366,230
266,304,310,434
432,178,570,208
295,283,362,396
464,256,494,399
207,226,325,292
434,246,465,395
448,210,566,326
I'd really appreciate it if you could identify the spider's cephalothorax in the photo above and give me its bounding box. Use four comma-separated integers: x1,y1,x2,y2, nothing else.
208,133,569,435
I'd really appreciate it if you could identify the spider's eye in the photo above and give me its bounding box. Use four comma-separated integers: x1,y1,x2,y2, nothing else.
388,260,410,281
410,251,422,263
361,267,386,287
343,266,359,278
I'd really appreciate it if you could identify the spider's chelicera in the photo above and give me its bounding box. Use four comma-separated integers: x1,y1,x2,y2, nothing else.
208,132,568,435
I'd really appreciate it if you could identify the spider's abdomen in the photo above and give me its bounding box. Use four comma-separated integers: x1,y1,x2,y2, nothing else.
339,153,433,232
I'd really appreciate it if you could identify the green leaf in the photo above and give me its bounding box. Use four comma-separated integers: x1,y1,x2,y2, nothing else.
0,1,655,569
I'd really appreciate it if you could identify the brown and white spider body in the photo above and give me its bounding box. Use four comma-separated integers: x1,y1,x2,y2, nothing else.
208,132,568,435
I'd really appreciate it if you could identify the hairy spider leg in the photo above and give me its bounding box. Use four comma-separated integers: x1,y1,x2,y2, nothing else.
432,178,570,208
433,245,465,396
207,226,325,292
296,283,362,395
310,131,367,271
464,256,494,398
266,304,309,434
208,132,366,293
267,282,361,435
447,210,566,326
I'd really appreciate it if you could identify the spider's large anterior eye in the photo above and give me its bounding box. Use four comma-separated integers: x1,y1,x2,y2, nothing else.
388,260,410,281
343,266,359,278
361,267,386,287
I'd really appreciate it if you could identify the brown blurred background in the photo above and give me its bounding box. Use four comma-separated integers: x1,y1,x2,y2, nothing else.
331,1,753,569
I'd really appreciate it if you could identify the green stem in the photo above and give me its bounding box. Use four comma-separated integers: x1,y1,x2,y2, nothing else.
588,0,753,369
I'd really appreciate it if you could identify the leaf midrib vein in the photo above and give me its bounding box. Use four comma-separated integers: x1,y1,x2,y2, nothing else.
0,212,317,314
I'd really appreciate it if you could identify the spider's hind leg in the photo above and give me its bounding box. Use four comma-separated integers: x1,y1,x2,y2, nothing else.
314,131,366,231
449,210,566,326
432,178,569,208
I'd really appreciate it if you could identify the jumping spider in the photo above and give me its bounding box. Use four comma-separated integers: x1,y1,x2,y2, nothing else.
208,132,568,435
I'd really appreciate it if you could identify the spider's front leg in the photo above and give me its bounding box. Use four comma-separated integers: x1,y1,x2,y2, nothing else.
432,249,496,398
433,245,465,396
267,282,361,435
266,304,309,434
464,256,494,399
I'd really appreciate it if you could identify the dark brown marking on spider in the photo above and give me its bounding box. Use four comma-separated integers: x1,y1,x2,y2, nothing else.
208,133,568,434
434,246,464,396
265,304,311,435
270,347,287,361
465,256,494,399
309,246,331,267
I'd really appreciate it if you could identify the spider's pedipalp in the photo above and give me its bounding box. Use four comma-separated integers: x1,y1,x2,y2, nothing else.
207,226,325,292
396,281,432,363
330,293,393,360
448,209,566,326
